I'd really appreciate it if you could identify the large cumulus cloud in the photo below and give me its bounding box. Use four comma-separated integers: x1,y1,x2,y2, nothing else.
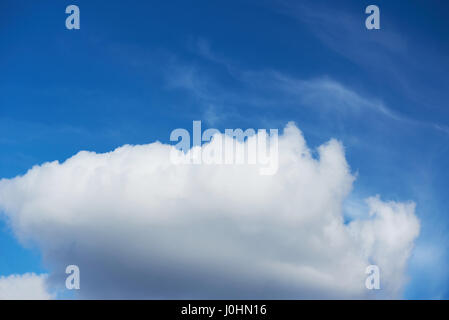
0,123,419,298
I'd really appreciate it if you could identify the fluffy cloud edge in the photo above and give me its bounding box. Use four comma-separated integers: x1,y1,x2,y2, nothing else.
0,273,53,300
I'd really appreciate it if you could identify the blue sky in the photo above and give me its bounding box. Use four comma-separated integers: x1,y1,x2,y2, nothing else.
0,0,448,299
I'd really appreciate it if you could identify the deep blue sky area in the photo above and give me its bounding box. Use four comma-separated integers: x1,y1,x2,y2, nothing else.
0,0,448,299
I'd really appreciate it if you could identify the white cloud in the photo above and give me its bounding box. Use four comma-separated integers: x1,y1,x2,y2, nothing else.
0,273,53,300
0,123,419,298
348,197,420,296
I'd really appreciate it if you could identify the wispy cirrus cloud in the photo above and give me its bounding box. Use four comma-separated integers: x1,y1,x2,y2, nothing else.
275,0,449,119
164,38,449,135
